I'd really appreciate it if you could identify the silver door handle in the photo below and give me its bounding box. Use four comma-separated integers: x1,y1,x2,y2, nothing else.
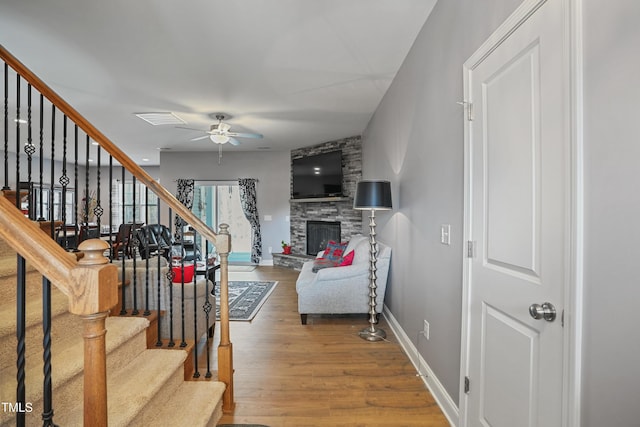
529,302,556,322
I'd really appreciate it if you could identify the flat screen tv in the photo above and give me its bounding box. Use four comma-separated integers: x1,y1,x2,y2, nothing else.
292,150,343,199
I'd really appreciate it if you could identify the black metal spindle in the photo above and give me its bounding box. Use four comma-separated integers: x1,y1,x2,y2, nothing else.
48,106,55,235
15,74,20,209
131,176,139,315
37,94,44,221
83,135,90,228
16,255,27,427
203,240,213,378
95,144,103,230
167,207,175,347
179,221,187,348
41,277,57,427
108,156,113,260
155,196,163,347
24,85,36,220
60,116,69,248
119,170,127,316
192,229,201,378
143,186,151,316
2,62,8,190
73,125,78,228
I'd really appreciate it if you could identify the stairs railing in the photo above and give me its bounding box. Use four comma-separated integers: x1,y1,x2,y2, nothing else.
0,44,234,425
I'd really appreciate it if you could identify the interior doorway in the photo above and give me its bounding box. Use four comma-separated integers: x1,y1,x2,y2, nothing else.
193,181,252,263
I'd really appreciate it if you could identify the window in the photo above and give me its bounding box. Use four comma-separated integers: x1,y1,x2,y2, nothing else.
32,185,76,223
110,180,158,225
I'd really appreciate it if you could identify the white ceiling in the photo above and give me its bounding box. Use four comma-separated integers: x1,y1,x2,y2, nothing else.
0,0,435,165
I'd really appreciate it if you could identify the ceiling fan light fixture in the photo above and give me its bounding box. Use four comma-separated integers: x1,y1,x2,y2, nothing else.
210,134,230,144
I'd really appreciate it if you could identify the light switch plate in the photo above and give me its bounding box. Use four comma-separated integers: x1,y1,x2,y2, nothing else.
440,224,451,245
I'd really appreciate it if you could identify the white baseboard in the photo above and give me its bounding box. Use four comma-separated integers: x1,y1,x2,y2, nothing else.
259,259,274,266
383,305,459,427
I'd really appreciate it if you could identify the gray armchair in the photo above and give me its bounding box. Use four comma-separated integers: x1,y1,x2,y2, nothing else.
295,235,391,324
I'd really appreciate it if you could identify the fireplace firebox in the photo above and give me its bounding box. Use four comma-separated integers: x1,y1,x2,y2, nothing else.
306,221,341,255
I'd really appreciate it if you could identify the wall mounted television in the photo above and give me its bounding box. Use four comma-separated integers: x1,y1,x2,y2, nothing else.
292,150,343,199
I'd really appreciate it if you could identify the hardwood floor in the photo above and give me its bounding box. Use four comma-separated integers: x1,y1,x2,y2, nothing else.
212,266,450,427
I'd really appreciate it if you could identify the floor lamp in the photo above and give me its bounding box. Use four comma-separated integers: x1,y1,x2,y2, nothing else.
353,180,392,342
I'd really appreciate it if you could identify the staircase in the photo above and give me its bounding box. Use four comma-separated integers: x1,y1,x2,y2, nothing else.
0,237,225,426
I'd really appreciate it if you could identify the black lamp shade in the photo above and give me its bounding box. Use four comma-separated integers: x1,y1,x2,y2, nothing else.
353,180,392,210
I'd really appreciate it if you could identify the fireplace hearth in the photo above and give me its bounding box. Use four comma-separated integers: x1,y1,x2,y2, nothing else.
306,221,341,255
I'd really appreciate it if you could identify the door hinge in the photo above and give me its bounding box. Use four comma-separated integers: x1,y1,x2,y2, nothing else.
464,376,471,394
467,241,474,258
457,100,474,121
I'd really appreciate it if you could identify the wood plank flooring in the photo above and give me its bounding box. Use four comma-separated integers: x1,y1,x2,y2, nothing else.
212,266,450,427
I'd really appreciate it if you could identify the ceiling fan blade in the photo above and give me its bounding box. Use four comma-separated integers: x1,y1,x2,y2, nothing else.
190,135,210,141
227,132,263,139
227,137,241,146
176,126,208,132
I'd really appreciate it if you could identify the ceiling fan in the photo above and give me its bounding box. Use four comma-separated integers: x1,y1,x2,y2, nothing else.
177,113,263,146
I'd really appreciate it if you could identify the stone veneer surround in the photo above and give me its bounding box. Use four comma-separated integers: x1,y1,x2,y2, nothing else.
289,136,362,255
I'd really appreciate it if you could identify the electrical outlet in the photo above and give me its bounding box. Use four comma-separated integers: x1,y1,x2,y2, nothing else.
423,320,430,340
268,246,272,254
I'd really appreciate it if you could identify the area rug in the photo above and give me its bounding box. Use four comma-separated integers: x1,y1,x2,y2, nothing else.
215,281,277,321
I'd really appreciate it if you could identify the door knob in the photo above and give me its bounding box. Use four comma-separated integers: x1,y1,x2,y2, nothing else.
529,302,557,322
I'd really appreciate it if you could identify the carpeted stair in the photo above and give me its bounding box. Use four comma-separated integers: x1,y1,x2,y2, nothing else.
0,237,225,426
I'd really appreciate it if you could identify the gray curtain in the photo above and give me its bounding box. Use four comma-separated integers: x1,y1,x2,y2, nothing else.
174,179,195,240
238,178,262,263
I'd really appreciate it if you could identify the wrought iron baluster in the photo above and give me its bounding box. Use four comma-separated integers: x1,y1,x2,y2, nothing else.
24,84,36,220
179,221,186,348
192,229,201,378
155,196,163,347
143,186,150,316
16,255,27,427
167,207,175,347
37,95,44,220
203,240,213,378
15,74,20,209
3,62,8,190
119,168,127,315
59,116,69,249
49,105,55,234
95,143,103,229
41,277,58,427
131,176,139,315
73,125,78,227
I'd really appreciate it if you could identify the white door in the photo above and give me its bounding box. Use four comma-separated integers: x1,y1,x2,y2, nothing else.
463,1,569,426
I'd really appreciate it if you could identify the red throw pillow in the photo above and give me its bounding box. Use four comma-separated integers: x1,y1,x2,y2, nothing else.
339,250,355,266
322,240,348,262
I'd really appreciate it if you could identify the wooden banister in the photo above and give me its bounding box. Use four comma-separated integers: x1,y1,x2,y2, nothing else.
0,44,221,247
1,43,234,416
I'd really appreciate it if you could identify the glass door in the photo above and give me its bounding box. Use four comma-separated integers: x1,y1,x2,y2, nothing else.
193,182,252,263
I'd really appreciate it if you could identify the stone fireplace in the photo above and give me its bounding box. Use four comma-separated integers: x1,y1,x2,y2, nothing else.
273,136,363,269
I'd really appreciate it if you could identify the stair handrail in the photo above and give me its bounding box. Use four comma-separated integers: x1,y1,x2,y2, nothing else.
1,44,235,414
0,196,118,426
0,44,224,249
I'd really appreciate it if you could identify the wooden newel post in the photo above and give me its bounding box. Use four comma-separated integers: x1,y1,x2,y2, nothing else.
216,224,235,412
73,239,118,427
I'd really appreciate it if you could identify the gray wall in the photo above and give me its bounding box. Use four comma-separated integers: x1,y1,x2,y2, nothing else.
364,0,640,424
581,0,640,425
158,150,290,262
361,0,522,405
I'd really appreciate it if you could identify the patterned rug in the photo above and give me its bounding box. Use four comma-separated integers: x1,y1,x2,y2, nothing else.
215,281,277,321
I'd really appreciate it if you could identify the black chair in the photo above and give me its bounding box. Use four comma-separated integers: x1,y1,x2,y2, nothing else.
136,224,172,259
56,224,78,251
77,224,100,243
